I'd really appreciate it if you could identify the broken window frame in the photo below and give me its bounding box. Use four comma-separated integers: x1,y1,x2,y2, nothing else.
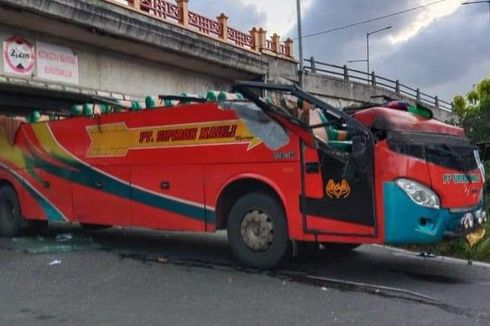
233,81,374,161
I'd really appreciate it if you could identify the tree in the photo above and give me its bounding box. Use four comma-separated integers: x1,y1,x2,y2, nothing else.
452,79,489,261
453,78,490,142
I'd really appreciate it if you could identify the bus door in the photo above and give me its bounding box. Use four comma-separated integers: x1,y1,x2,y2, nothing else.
234,81,377,237
301,137,377,236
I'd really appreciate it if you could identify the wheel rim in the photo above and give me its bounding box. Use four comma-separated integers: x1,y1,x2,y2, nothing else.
240,209,274,252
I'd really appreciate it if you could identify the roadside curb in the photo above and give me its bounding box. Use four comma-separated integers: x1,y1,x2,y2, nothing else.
371,244,490,268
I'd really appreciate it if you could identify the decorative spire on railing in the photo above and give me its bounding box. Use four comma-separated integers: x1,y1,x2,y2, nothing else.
119,0,294,60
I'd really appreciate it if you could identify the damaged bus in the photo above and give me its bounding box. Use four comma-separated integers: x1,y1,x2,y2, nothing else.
0,82,486,269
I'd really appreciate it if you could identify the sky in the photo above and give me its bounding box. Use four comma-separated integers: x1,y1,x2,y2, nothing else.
189,0,490,101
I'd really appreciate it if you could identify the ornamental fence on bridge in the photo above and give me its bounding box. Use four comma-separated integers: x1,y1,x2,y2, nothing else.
107,0,294,60
304,57,453,112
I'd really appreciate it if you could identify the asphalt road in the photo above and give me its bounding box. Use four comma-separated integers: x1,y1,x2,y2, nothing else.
0,226,489,325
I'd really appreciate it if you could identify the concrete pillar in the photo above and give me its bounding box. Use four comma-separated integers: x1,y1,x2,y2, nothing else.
285,38,294,58
177,0,189,27
271,33,280,53
371,72,376,86
435,96,439,109
395,80,400,94
217,13,229,41
249,27,260,52
416,88,421,102
258,28,267,51
130,0,141,10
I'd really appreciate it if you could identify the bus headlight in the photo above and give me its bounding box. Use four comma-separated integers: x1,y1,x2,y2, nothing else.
395,179,440,209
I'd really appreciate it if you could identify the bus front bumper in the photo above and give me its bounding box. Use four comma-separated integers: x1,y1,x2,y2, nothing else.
383,182,486,245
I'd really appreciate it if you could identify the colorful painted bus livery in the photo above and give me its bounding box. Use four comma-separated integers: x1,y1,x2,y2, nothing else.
0,82,486,269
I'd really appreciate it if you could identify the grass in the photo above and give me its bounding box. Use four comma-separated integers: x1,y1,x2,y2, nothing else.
405,191,490,262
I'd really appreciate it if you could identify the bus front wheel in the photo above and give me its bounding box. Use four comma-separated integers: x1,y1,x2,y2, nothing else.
0,185,22,238
227,192,289,270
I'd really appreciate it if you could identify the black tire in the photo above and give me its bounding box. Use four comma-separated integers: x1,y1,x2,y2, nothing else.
321,243,361,252
0,185,22,238
227,192,289,270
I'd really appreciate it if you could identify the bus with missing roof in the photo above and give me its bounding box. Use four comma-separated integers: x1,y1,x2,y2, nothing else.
0,82,486,269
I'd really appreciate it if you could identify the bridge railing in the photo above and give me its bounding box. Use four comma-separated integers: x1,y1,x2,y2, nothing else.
305,57,453,112
105,0,294,60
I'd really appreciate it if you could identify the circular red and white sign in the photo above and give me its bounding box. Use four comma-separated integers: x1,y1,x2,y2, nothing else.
3,36,35,74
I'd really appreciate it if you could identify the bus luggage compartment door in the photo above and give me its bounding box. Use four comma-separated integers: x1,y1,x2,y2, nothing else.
72,166,131,226
130,165,206,232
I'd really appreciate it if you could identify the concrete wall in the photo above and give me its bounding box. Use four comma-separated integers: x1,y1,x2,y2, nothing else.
304,72,453,122
0,0,290,99
0,0,298,99
0,27,235,99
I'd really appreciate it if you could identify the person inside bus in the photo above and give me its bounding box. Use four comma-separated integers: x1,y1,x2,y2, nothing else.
297,99,351,145
268,94,351,149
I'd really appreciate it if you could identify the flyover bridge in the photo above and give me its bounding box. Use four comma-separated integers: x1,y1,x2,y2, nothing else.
0,0,296,115
0,0,452,120
302,58,453,121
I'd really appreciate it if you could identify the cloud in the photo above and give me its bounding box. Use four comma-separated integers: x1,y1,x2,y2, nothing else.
296,0,490,100
378,4,490,99
189,0,315,35
188,0,267,32
186,0,489,100
389,0,460,43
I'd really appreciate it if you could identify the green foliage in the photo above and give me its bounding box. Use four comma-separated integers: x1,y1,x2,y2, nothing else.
452,95,467,118
452,78,490,142
407,222,490,261
466,90,479,105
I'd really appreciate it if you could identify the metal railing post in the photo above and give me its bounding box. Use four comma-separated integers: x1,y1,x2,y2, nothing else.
343,65,349,81
371,72,376,86
416,88,421,102
395,80,400,94
310,56,316,73
435,96,439,109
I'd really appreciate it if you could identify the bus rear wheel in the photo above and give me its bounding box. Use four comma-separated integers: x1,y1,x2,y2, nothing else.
227,192,289,270
0,185,22,238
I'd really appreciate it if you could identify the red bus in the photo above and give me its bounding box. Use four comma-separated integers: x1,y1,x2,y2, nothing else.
0,82,486,269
